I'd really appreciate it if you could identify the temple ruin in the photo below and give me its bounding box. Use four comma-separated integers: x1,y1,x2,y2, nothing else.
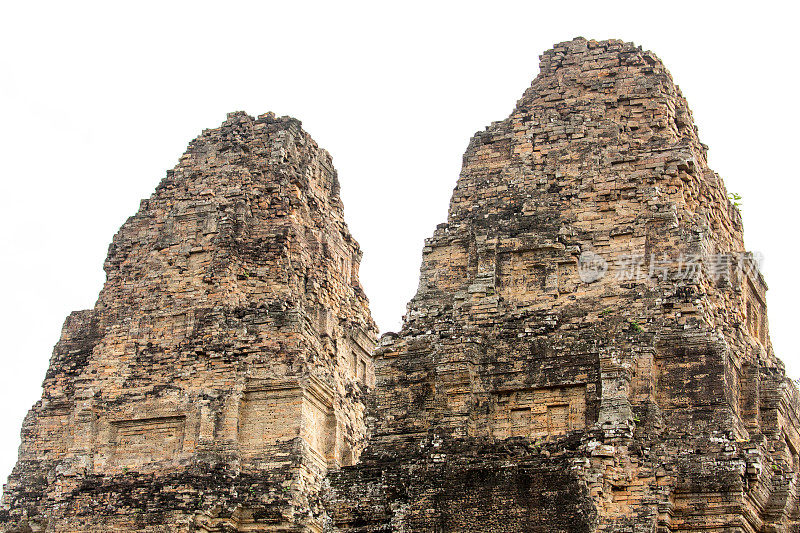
326,38,800,532
0,112,377,531
2,37,799,533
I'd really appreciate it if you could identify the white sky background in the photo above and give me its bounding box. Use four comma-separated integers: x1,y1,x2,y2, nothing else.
1,0,798,490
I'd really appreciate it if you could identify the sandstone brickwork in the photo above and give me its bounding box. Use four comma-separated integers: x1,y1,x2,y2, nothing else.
1,112,377,532
325,38,800,532
3,37,799,533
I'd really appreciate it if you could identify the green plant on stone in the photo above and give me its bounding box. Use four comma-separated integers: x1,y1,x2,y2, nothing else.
728,192,742,208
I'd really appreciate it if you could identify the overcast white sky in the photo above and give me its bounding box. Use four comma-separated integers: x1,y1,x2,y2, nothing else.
1,0,798,491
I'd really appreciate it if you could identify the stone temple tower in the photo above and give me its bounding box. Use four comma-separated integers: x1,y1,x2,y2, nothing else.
326,38,800,532
1,112,377,532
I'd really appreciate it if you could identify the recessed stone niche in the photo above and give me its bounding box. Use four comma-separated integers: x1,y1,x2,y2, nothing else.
492,384,587,439
110,415,186,469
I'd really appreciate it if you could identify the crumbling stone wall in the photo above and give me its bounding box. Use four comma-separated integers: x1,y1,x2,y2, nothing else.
325,38,800,532
0,112,377,532
2,37,798,533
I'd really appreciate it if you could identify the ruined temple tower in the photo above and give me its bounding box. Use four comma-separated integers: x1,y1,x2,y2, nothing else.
1,112,378,531
3,37,800,533
326,39,800,531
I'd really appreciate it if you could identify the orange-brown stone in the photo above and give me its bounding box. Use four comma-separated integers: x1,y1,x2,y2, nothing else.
1,112,377,532
325,38,800,533
3,37,799,533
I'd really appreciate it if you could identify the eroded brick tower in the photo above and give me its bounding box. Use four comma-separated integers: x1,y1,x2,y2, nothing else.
325,38,800,532
1,112,377,532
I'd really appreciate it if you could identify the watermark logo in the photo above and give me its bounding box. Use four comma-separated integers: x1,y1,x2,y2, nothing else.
578,251,762,283
578,251,608,283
